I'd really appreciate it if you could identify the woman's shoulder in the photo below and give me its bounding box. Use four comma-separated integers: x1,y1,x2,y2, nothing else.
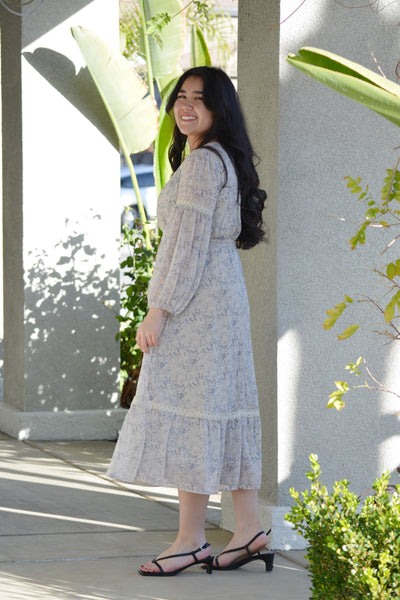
187,142,234,177
178,143,225,176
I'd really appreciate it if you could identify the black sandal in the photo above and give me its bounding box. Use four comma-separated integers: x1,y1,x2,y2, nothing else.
213,530,274,571
138,543,213,576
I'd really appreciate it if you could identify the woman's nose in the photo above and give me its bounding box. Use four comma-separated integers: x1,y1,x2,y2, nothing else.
181,97,193,107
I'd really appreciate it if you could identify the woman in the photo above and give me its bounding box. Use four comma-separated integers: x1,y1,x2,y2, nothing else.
108,67,272,576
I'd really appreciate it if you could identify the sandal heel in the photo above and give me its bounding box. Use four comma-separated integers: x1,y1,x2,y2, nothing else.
261,552,274,572
203,556,213,574
212,530,274,572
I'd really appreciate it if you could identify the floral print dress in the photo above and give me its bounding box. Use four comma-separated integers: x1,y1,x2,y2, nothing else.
107,142,262,494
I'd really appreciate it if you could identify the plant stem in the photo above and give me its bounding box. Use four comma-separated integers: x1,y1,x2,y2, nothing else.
120,137,152,251
140,0,155,100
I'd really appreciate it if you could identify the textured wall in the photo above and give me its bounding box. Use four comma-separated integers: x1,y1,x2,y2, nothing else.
277,0,400,503
1,0,124,438
234,0,400,547
237,0,280,504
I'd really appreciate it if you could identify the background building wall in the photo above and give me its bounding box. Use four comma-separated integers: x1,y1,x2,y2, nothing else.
224,0,400,548
0,0,125,439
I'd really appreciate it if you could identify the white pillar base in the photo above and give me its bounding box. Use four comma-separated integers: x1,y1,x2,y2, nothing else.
0,402,126,441
221,492,307,550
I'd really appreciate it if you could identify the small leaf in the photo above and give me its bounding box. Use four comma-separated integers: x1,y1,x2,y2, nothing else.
326,308,340,317
334,381,350,392
384,300,395,323
380,220,389,227
344,295,354,303
351,185,362,194
345,356,362,375
323,316,337,330
386,263,397,280
337,324,359,340
335,302,346,312
328,392,345,411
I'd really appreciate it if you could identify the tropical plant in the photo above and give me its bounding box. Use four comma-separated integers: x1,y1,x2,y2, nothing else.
72,1,229,397
286,47,400,411
286,47,400,128
285,454,400,600
321,167,400,411
72,1,219,241
71,25,158,250
119,0,232,74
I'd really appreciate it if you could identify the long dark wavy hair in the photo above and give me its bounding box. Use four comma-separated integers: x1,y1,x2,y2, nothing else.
165,66,267,250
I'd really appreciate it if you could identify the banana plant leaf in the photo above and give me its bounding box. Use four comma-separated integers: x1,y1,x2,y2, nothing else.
154,78,177,195
191,26,212,68
287,47,400,128
71,25,158,247
141,0,186,79
157,66,183,99
154,24,213,194
71,26,159,155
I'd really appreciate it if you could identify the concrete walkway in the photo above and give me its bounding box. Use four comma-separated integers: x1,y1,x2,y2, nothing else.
0,432,310,600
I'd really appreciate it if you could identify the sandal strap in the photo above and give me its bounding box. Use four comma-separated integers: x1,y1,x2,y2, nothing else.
153,543,210,565
217,530,266,559
215,529,271,567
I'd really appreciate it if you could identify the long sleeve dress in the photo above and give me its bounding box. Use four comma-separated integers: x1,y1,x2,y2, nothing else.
107,142,262,495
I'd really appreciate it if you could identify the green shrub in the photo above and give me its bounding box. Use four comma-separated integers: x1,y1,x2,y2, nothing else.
285,454,400,599
116,221,159,405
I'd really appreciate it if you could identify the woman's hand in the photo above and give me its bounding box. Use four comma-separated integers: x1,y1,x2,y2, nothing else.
136,307,167,354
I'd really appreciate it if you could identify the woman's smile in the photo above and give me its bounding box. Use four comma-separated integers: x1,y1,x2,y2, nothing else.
173,76,214,149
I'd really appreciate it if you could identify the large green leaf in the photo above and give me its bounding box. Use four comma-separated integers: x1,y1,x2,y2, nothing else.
154,27,212,194
71,26,158,154
191,26,212,68
154,78,177,194
142,0,186,79
287,47,400,128
157,65,183,100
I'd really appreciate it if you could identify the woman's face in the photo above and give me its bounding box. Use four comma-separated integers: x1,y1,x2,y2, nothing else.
173,76,214,150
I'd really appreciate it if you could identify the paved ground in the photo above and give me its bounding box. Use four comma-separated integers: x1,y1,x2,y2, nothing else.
0,432,310,600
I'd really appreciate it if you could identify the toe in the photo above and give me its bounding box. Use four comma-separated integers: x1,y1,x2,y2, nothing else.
139,560,160,574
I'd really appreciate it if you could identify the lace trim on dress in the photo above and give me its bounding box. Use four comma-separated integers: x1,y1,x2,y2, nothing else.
130,399,260,420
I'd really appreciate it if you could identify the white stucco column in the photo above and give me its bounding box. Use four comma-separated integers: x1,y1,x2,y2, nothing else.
0,0,125,439
224,0,400,549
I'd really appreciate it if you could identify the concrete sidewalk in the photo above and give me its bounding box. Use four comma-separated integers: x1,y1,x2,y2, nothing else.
0,432,310,600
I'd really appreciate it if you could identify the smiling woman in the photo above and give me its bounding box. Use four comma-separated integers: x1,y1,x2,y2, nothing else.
173,76,214,150
107,66,272,577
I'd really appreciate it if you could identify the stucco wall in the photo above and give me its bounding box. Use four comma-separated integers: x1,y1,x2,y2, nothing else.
277,0,400,502
0,0,125,439
230,0,400,548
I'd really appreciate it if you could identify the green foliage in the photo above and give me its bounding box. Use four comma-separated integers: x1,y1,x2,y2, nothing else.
186,1,233,68
322,297,358,340
322,168,400,410
346,170,400,255
287,46,400,414
116,223,159,380
286,47,400,128
120,0,234,70
286,454,400,600
327,356,400,413
71,25,158,249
